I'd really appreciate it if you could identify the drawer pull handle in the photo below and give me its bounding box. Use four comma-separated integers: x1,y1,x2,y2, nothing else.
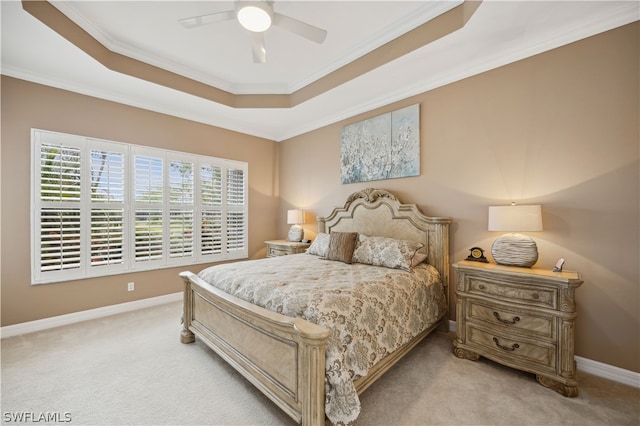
478,284,486,290
493,337,520,352
493,311,520,325
532,293,540,300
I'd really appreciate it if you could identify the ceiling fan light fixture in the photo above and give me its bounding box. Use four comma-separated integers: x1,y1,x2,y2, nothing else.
237,2,273,32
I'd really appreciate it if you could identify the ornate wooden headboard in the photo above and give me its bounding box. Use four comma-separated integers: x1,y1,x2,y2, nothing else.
317,188,452,291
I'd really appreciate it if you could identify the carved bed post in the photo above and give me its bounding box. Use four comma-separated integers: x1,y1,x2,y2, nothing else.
429,217,451,288
428,218,452,332
180,272,195,344
299,331,330,426
429,218,451,291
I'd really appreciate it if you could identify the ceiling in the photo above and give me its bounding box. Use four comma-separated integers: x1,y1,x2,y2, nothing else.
2,1,638,141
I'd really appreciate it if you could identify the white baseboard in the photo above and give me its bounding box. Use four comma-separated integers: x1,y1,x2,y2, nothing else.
0,292,182,339
575,356,640,389
447,320,639,390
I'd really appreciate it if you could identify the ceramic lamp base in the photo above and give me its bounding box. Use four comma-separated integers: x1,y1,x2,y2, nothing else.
491,233,538,268
288,225,303,242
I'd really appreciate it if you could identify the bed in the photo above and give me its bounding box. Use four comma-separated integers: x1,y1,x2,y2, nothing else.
180,188,452,425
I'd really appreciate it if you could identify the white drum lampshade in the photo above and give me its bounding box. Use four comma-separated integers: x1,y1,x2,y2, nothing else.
287,209,305,242
488,204,542,267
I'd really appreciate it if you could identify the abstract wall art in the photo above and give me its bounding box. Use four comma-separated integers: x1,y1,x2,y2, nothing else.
340,104,420,184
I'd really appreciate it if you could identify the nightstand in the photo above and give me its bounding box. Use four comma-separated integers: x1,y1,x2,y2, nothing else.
265,240,311,257
452,260,583,397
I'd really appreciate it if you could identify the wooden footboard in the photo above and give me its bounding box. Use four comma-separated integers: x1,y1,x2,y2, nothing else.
180,271,331,426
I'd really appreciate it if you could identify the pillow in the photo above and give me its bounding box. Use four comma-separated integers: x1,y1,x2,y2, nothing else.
306,233,330,256
324,232,359,264
352,235,424,271
411,252,428,268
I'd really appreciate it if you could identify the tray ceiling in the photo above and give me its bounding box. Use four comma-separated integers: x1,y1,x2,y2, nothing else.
2,1,638,140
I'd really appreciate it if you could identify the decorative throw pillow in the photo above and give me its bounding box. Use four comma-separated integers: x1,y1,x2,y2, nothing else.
352,235,424,271
324,232,359,264
411,253,428,268
306,233,330,256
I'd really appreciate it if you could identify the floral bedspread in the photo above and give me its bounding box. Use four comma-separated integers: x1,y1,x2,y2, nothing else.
198,253,447,425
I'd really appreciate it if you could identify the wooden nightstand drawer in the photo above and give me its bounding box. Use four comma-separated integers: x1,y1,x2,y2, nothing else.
468,276,556,309
265,240,311,257
268,247,290,256
467,324,556,371
468,300,555,340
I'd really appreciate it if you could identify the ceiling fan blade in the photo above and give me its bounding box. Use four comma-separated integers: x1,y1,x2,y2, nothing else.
251,32,267,63
273,12,327,44
179,10,235,28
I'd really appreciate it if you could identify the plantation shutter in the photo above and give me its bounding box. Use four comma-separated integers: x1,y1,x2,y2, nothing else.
32,129,248,284
226,168,246,253
198,161,247,259
90,148,125,270
200,164,223,256
35,138,84,283
168,159,194,261
133,152,164,265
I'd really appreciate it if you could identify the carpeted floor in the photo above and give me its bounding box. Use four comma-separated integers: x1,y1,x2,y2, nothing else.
1,301,638,425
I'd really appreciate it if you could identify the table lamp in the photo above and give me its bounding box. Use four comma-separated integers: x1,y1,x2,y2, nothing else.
488,204,542,267
287,209,305,242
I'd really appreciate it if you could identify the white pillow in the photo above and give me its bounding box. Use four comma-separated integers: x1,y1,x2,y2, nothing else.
352,235,424,271
306,233,330,256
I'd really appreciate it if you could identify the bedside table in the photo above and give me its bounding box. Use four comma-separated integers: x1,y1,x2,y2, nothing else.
265,240,311,257
452,260,583,397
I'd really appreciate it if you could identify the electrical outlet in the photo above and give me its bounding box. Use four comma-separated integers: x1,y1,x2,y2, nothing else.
127,282,135,291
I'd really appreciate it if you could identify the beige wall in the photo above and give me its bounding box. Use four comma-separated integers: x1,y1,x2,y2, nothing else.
1,76,279,326
279,23,640,373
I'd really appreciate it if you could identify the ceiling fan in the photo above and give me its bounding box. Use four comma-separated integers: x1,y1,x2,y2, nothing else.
179,0,328,63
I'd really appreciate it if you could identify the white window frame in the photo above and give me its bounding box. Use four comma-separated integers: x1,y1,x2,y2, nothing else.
31,129,248,285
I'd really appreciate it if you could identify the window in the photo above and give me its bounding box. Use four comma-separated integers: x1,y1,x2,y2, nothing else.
31,129,248,284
